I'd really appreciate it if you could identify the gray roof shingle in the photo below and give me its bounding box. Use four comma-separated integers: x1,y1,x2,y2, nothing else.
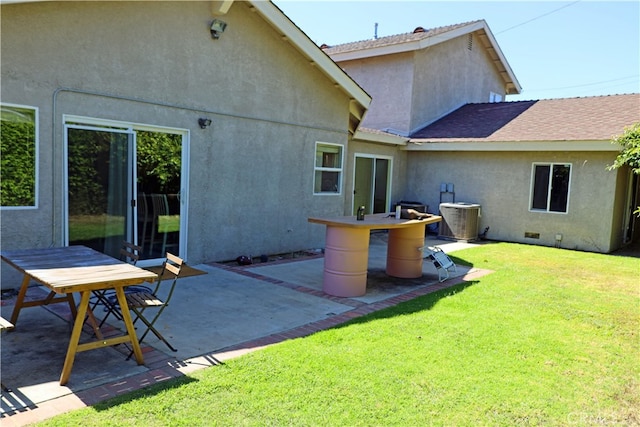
410,94,640,142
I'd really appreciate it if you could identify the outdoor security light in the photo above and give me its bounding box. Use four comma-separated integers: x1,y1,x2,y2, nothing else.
198,118,212,129
210,19,227,39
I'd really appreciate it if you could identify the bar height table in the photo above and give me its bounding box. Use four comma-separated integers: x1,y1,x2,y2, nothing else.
308,213,442,297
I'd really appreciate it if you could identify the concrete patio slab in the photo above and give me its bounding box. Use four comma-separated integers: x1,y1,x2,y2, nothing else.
1,295,149,414
1,233,485,425
111,263,354,361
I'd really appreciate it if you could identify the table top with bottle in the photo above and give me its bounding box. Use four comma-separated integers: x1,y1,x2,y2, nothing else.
308,212,442,229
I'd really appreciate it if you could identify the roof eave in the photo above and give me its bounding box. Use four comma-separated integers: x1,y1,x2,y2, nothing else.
353,130,409,146
328,20,522,96
403,140,621,152
2,0,372,135
474,21,522,95
248,1,371,134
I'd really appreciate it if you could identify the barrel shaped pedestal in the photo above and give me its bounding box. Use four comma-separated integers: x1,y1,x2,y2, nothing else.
322,226,370,297
386,223,426,278
308,213,442,297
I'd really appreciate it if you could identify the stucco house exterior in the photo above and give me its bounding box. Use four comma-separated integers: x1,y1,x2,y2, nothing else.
0,0,371,288
332,21,522,217
1,0,637,295
324,21,639,253
404,95,640,253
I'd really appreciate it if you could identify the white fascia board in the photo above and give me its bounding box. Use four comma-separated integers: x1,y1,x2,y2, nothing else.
249,1,371,110
0,0,48,3
354,130,408,146
329,29,465,62
330,42,421,62
210,0,234,15
329,21,477,60
403,140,622,152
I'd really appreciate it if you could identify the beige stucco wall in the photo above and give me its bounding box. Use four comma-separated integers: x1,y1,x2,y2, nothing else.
1,1,354,287
337,52,415,135
335,32,506,136
411,32,506,132
404,150,622,252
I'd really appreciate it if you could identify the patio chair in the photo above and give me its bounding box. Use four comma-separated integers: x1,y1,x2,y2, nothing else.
125,252,183,355
419,245,456,282
92,241,152,328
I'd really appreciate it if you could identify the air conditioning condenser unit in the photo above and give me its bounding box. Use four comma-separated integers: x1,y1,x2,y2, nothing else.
438,202,481,242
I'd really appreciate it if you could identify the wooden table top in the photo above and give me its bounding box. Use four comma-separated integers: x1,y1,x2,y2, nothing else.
1,246,157,294
308,212,442,230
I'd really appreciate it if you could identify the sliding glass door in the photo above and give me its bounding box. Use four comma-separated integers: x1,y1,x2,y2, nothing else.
66,127,133,259
65,123,183,262
353,155,391,215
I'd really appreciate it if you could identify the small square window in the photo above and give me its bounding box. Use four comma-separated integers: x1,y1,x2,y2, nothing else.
530,163,571,213
314,142,343,194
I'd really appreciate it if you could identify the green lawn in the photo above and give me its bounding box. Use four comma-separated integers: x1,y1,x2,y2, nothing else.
38,243,639,426
68,214,125,241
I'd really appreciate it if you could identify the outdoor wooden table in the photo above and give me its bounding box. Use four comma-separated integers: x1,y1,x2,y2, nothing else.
308,213,442,297
1,246,157,385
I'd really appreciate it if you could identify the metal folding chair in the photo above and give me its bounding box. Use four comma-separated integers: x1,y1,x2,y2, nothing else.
419,245,457,282
126,252,183,354
91,241,148,328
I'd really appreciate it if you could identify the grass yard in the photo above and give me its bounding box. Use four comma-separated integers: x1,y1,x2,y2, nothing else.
38,243,639,426
68,214,125,241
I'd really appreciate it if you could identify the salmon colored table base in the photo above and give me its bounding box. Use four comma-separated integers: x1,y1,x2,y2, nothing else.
322,227,371,297
386,224,427,278
309,213,441,297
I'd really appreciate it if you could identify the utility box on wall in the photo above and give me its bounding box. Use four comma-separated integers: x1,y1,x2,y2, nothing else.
438,202,481,242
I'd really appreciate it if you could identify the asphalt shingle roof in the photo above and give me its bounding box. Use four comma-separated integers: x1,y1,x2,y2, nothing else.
410,94,640,142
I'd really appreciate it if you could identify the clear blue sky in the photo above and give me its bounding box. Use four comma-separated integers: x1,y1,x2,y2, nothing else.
273,1,639,101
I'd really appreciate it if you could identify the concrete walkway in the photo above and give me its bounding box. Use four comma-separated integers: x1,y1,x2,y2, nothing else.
1,233,489,426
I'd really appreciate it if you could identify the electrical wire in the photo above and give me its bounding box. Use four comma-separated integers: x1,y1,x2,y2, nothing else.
496,1,582,35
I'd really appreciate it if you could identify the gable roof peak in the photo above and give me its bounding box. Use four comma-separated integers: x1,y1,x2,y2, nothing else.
322,20,484,53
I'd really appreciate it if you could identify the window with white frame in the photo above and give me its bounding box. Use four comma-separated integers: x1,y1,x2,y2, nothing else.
530,163,571,213
489,92,503,102
1,103,38,208
314,142,343,194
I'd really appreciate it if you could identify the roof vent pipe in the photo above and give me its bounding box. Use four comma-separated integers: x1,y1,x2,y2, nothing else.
374,22,378,39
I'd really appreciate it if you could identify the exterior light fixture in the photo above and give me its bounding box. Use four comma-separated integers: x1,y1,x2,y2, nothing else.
198,118,212,129
210,19,227,39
